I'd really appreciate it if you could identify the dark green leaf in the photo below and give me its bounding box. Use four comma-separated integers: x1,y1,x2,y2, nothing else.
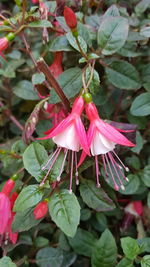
80,179,115,211
91,229,117,267
106,60,141,90
49,67,82,103
13,185,43,212
68,228,97,257
97,16,129,55
29,20,52,28
49,36,73,52
48,189,80,237
13,80,39,100
66,32,87,54
23,143,48,182
121,237,140,260
36,247,63,267
142,165,150,187
130,93,150,116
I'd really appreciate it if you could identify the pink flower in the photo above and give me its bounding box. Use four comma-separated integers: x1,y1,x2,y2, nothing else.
44,102,66,127
0,179,15,235
31,0,39,3
125,201,143,217
79,101,135,190
37,96,89,192
49,52,63,78
33,200,48,220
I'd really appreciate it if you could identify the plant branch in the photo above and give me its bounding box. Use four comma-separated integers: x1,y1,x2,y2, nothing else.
37,58,71,112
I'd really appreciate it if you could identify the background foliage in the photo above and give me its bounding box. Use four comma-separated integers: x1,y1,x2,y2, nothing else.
0,0,150,266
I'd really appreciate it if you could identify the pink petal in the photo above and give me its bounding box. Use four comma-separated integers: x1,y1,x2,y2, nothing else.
77,150,87,167
95,119,135,147
74,117,90,155
0,193,11,234
37,115,73,140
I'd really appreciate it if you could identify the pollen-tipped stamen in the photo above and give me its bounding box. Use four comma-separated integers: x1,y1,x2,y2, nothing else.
42,147,60,171
108,152,125,190
40,147,62,186
69,151,74,194
95,155,101,188
57,149,68,182
112,150,129,172
110,153,129,183
75,152,79,185
105,154,119,191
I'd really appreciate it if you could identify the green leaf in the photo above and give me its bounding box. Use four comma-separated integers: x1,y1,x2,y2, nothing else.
23,143,49,181
12,207,42,232
49,36,73,52
80,179,115,211
105,60,141,90
0,257,16,267
142,165,150,187
131,131,144,154
13,185,43,212
116,257,134,267
36,247,63,267
85,68,100,95
13,80,39,100
147,192,150,207
29,20,52,28
66,32,87,54
103,5,120,17
121,237,140,260
130,93,150,116
49,67,82,103
91,229,117,267
97,16,129,55
135,0,150,15
141,255,150,267
140,26,150,38
68,228,97,257
48,189,80,237
32,73,45,85
61,251,77,267
118,174,140,195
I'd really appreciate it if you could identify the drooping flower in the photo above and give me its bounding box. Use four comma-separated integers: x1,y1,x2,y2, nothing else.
37,96,89,192
79,98,135,190
0,179,15,235
49,52,63,78
64,6,77,30
33,200,48,220
44,102,66,127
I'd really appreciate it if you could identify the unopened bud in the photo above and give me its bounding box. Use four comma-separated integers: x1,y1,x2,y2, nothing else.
33,200,48,220
2,179,15,196
64,6,77,30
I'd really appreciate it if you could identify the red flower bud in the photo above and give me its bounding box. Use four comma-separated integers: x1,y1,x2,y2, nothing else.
2,179,15,196
0,37,9,52
64,6,77,29
33,201,48,220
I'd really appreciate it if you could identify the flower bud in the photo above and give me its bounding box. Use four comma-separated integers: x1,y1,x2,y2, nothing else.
0,37,9,52
33,200,48,220
2,179,15,196
64,6,77,30
83,92,92,103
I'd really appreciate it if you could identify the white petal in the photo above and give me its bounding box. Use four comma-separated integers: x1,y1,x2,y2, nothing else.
91,130,115,156
53,123,80,151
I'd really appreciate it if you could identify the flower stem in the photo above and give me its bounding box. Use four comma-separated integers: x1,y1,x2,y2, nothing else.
75,36,89,61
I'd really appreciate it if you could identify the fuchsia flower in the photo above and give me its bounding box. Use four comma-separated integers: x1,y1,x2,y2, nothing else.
31,0,39,4
79,101,135,190
0,37,9,53
49,52,63,78
38,96,89,192
33,200,48,220
64,6,77,30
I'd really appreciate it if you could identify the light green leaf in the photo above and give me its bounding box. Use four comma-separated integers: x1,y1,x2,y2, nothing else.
66,32,87,54
121,237,140,260
141,255,150,267
29,20,52,28
49,36,73,52
91,229,117,267
32,73,45,85
0,257,16,267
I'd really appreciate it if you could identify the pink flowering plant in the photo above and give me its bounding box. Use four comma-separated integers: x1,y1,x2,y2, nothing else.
0,0,150,266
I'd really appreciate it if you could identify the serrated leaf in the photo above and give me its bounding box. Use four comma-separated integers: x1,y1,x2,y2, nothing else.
80,179,115,211
49,67,82,103
68,228,97,257
48,189,80,237
12,207,42,232
13,185,43,212
32,73,45,85
0,257,16,267
23,143,49,181
130,93,150,116
121,237,140,260
91,229,117,267
116,257,134,267
36,247,63,267
97,16,129,55
141,255,150,267
13,80,39,100
106,60,141,90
